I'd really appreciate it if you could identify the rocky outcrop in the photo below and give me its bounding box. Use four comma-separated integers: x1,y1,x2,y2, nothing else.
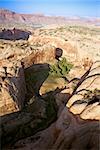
22,45,56,68
0,24,100,150
0,28,31,40
1,92,58,149
67,61,100,120
28,36,78,62
0,37,77,116
0,60,26,116
13,107,99,150
1,62,100,150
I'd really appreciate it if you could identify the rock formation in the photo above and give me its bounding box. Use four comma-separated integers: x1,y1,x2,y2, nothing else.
0,9,99,25
13,107,99,150
0,24,100,150
0,60,26,116
0,28,31,40
67,61,100,120
1,60,100,150
22,45,56,68
28,35,78,62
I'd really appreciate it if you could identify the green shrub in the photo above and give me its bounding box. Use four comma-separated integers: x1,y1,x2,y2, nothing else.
49,57,73,77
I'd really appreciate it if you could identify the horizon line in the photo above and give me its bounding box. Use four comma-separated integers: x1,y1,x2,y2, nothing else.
0,8,99,19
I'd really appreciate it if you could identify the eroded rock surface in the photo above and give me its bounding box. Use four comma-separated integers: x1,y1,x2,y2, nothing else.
1,93,58,149
0,26,100,150
7,62,100,150
28,35,78,62
0,60,26,116
67,61,100,120
10,107,99,150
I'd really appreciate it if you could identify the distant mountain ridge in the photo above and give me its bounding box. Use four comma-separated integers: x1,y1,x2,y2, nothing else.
0,9,99,25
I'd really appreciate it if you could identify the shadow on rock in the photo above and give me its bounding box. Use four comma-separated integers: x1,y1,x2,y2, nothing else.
24,63,50,102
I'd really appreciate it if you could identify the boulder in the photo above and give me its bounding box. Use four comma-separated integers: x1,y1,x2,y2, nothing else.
0,28,31,40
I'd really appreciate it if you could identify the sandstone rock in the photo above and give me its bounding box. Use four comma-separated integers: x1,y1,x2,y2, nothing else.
66,94,84,108
13,107,99,150
70,102,87,114
22,45,56,68
0,23,100,150
80,102,100,120
28,36,78,62
0,61,26,116
0,84,19,115
1,93,57,149
66,62,100,120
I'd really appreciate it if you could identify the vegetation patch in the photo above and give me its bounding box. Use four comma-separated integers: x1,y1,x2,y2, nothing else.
49,57,73,77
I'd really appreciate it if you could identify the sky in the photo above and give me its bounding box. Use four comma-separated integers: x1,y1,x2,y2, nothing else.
0,0,99,17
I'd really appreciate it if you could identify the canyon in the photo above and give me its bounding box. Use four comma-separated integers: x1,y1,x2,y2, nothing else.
0,9,100,150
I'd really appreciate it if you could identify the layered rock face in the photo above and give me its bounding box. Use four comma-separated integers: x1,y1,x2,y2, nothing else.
67,61,100,120
0,9,99,25
10,62,100,150
0,60,26,116
0,27,100,150
1,60,100,150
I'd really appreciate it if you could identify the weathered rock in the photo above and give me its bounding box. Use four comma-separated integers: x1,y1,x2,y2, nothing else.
12,107,99,150
22,45,56,68
1,93,57,149
0,61,26,116
80,102,100,120
28,36,78,62
0,25,100,150
67,61,100,120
